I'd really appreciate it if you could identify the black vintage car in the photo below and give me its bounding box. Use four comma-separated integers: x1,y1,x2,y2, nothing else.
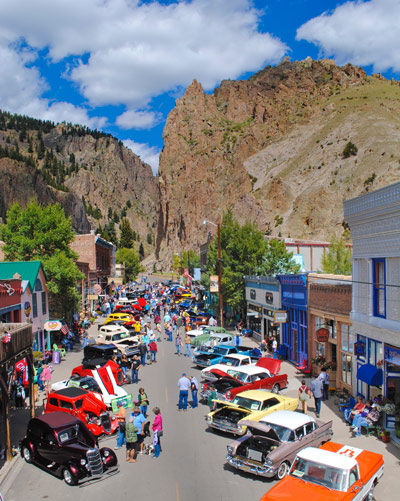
20,412,118,485
83,344,122,364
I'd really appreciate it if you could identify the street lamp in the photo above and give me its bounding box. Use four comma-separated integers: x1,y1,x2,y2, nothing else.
203,219,223,328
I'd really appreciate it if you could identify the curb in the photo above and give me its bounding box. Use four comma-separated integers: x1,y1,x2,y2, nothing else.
0,454,24,498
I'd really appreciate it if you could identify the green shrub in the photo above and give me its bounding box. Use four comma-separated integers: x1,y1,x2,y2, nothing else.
343,141,358,158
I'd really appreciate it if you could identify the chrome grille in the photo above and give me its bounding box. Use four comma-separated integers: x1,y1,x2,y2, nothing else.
100,412,111,433
86,449,104,476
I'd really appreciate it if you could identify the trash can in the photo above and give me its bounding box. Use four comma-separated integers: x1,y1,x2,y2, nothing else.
52,350,61,364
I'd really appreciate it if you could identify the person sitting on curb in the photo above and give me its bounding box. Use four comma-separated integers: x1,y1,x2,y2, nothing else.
344,396,365,424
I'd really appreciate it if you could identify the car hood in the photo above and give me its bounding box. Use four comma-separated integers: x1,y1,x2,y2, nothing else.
203,368,232,379
256,358,281,374
238,421,281,442
260,476,346,501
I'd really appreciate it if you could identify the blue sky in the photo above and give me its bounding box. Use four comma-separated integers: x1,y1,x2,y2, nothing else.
0,0,398,173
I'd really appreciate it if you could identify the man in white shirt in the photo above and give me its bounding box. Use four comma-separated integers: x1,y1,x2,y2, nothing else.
177,373,191,411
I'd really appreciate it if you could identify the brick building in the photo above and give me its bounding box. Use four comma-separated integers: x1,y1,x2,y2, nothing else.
70,232,115,294
307,274,353,392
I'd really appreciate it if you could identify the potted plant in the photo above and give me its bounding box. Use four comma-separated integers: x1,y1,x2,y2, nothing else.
382,429,391,443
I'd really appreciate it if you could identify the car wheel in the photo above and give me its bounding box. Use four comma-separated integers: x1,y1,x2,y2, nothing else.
22,446,33,463
276,461,289,480
272,384,280,394
63,467,77,486
365,484,375,501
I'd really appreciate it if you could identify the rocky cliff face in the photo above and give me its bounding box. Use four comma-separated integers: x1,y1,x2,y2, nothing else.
0,122,158,252
156,58,400,268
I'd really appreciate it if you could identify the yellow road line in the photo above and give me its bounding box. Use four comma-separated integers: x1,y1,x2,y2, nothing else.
165,386,168,403
176,483,180,501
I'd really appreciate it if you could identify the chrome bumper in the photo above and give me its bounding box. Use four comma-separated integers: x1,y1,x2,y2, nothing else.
226,455,275,477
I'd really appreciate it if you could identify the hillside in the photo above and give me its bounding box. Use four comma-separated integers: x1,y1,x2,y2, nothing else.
155,58,400,268
0,114,158,255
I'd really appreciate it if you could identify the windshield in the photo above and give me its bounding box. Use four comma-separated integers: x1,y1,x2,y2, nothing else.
214,346,228,355
79,378,101,393
221,357,240,367
227,370,247,382
264,423,294,442
57,425,79,444
232,396,261,411
290,457,347,491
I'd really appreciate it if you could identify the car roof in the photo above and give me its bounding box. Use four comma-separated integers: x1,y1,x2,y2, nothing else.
259,410,316,429
228,366,269,375
223,354,248,360
82,358,107,369
51,387,89,399
297,446,357,470
88,344,117,350
236,389,277,400
99,324,128,333
36,411,81,429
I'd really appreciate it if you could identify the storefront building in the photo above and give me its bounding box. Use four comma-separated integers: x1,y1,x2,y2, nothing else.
0,277,22,323
307,274,353,391
276,274,308,364
244,276,282,342
344,182,400,437
0,262,49,353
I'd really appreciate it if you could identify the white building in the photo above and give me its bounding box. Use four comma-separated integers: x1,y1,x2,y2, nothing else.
344,182,400,434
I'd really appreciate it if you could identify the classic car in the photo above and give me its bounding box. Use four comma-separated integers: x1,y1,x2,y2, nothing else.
44,387,119,436
20,412,118,485
201,354,260,378
72,359,124,386
96,324,140,357
259,442,384,501
186,325,224,342
226,410,333,479
206,389,298,435
200,364,288,400
52,364,127,408
193,344,255,368
192,333,235,355
83,343,122,364
104,312,134,325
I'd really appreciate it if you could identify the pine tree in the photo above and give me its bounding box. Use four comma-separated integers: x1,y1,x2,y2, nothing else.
139,242,144,259
119,219,134,249
321,235,352,275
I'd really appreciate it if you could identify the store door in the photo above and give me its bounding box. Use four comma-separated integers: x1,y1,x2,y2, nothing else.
293,329,298,363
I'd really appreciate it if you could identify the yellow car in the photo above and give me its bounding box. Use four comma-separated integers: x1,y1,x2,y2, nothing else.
104,312,134,325
206,389,298,436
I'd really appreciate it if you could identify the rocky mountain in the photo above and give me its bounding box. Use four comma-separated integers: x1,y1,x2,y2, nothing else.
0,115,158,254
155,58,400,268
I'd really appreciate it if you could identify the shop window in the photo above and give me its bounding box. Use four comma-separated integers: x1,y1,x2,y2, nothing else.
42,291,47,315
368,338,383,366
32,293,37,318
341,353,352,386
341,324,354,354
316,342,325,358
356,335,367,362
314,316,324,330
372,258,386,318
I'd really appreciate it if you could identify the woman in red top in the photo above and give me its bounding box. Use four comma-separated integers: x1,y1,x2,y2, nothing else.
152,407,163,458
345,396,365,424
298,379,311,414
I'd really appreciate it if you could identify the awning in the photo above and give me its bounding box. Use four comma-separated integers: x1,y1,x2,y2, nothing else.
357,363,383,386
246,311,258,317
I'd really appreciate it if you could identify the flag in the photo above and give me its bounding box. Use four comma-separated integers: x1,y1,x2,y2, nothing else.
61,324,69,335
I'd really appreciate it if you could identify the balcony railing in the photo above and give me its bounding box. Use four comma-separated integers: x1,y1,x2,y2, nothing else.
0,323,33,362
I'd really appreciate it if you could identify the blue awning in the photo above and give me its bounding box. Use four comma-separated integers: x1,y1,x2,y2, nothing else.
357,363,383,386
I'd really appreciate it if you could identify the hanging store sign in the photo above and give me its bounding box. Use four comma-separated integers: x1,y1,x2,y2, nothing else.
316,327,330,343
274,311,288,323
354,341,366,356
265,292,273,304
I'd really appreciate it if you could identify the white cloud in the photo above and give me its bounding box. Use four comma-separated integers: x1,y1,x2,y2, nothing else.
296,0,400,73
0,0,288,110
116,109,163,130
123,139,161,174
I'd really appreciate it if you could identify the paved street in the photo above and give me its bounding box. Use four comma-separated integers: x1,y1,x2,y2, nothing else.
3,314,400,500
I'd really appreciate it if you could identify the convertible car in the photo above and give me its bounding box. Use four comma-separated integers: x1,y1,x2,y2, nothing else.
226,410,333,479
206,389,298,436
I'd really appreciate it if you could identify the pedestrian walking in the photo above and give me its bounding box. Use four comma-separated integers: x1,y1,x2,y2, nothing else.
125,417,139,463
175,333,183,356
156,323,162,342
207,384,217,411
40,364,52,396
138,342,148,366
149,340,158,362
184,332,191,357
115,402,126,450
131,406,146,454
272,337,278,359
138,387,149,417
130,355,141,383
298,379,311,414
177,373,191,411
310,374,324,418
152,407,163,458
319,368,330,400
120,354,130,378
190,375,199,408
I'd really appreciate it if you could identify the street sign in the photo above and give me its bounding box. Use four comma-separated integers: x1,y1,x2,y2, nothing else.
210,275,219,293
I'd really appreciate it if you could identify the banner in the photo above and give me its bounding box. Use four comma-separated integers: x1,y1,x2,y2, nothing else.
210,275,219,293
